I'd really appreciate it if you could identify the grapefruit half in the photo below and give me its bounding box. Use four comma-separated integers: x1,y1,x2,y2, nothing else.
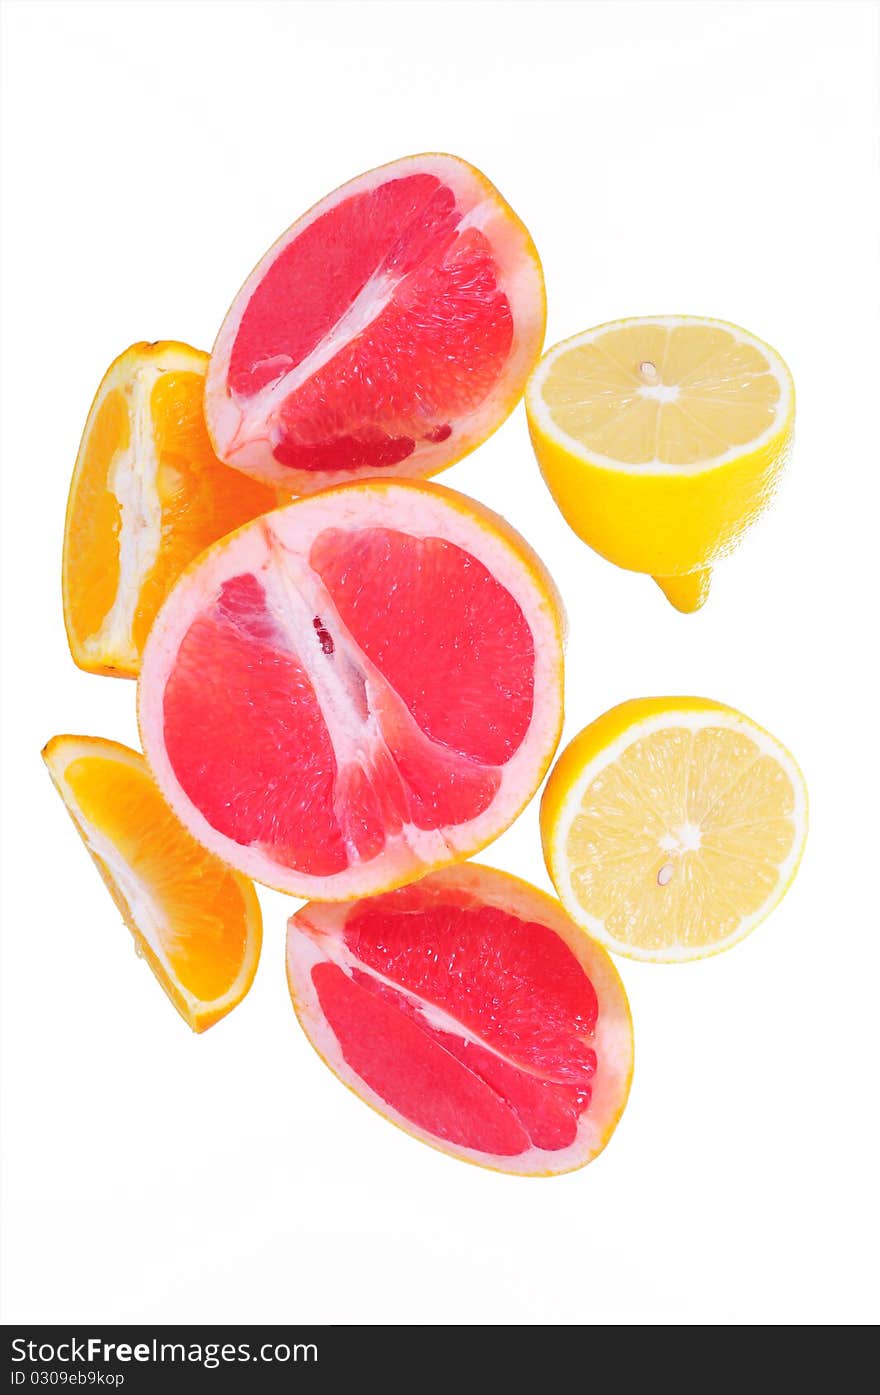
286,864,633,1174
138,480,564,900
205,153,545,493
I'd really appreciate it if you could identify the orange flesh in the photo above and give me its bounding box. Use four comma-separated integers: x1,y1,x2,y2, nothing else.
131,371,276,654
65,390,127,643
64,346,277,676
64,753,253,1002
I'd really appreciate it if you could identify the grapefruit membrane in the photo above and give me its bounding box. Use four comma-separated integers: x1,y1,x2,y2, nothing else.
286,864,633,1174
205,154,546,493
138,480,565,900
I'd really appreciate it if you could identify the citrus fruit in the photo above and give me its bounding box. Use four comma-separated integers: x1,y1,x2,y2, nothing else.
63,341,277,677
42,734,262,1031
525,316,795,611
286,863,633,1174
540,697,808,963
205,153,546,494
138,479,565,900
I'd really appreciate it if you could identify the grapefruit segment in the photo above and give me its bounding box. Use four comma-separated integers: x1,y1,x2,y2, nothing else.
206,154,545,493
286,865,633,1174
42,735,261,1031
162,588,350,877
138,480,564,900
309,527,535,764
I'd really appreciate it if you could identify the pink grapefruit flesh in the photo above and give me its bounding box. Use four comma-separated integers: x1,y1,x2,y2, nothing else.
137,480,564,900
286,864,633,1174
205,154,546,493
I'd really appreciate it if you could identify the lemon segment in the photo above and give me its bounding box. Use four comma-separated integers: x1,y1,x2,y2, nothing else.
540,697,808,963
526,316,795,611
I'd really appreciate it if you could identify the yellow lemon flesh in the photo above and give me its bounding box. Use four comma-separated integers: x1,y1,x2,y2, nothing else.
525,316,795,611
540,698,807,963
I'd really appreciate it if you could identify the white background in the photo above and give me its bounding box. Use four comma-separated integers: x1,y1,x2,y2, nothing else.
1,0,878,1326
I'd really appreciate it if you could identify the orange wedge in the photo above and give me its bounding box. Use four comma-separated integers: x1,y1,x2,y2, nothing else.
42,734,262,1031
63,341,277,678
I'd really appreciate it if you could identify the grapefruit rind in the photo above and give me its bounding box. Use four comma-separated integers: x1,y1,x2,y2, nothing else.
206,153,546,493
42,734,262,1031
286,863,634,1175
540,697,808,964
138,479,565,901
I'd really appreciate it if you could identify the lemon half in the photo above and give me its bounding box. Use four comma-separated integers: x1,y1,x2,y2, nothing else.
526,316,795,611
540,697,808,963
